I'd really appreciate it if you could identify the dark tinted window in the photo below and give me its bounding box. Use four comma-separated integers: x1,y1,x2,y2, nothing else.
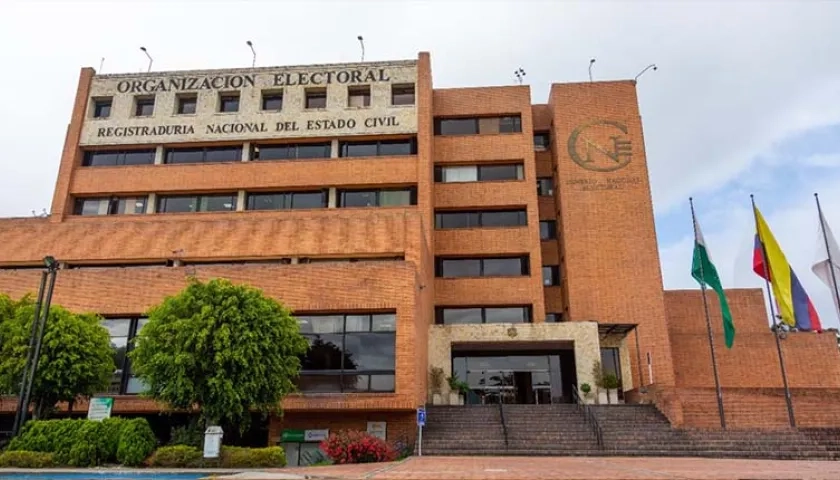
534,132,550,150
435,118,478,135
74,198,106,216
246,191,327,210
165,146,241,164
436,306,531,325
435,210,526,229
485,307,529,323
483,258,527,276
177,95,197,114
204,147,241,163
542,266,560,286
292,192,327,209
438,259,481,278
436,257,528,277
93,99,111,118
339,139,416,157
157,196,196,213
219,93,240,112
481,211,527,227
306,89,327,109
537,178,554,196
338,188,416,207
545,313,563,323
254,143,331,160
479,164,524,181
348,86,371,107
439,308,483,325
297,143,332,159
392,84,415,105
134,97,154,116
341,191,377,207
157,194,236,213
83,149,155,167
435,212,480,229
342,142,377,157
262,92,283,111
499,116,522,133
540,221,557,240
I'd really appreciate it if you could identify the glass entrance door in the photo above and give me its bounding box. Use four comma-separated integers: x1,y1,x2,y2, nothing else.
453,352,575,405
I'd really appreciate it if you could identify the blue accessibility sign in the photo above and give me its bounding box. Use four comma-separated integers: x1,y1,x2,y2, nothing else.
416,407,426,426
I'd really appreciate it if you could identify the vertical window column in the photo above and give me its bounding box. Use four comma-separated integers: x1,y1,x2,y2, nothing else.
154,146,164,165
241,142,251,162
328,188,338,208
236,191,246,211
330,139,339,159
146,194,156,213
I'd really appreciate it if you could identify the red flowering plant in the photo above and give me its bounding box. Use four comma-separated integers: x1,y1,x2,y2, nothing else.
319,430,398,464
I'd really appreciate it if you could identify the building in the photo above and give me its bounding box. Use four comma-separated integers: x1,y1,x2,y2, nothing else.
1,52,840,462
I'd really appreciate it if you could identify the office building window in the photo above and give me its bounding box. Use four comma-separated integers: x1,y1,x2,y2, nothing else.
534,132,550,151
73,197,147,216
338,188,417,207
545,313,564,323
177,95,197,114
348,85,371,107
305,88,327,109
219,92,240,113
297,313,396,393
434,115,522,135
261,91,283,111
134,96,155,117
247,191,327,210
165,146,242,164
542,266,560,286
101,317,148,395
92,98,112,118
252,142,331,160
435,306,531,325
157,194,237,213
82,149,156,167
540,220,557,240
435,256,529,278
339,138,417,157
434,164,524,183
435,210,527,229
391,84,415,105
537,177,554,196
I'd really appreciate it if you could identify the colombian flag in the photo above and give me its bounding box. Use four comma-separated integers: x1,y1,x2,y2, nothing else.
752,206,822,331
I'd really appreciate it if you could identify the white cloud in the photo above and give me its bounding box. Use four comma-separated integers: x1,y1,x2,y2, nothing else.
803,153,840,168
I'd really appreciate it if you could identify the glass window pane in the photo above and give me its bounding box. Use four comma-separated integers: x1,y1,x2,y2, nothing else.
485,307,527,324
482,258,525,276
343,333,396,371
291,192,325,209
297,374,342,393
537,178,554,196
301,334,344,370
542,266,558,286
436,118,478,135
342,374,370,392
220,95,240,112
248,193,288,210
440,259,481,277
200,195,236,212
159,196,197,213
392,85,415,106
379,190,411,206
178,97,197,114
436,212,480,229
342,142,378,157
75,198,106,216
115,197,146,215
306,92,327,109
372,314,396,332
341,191,377,207
308,315,344,334
136,319,149,332
86,152,119,166
296,143,331,159
499,116,522,133
125,376,147,394
540,221,557,240
122,150,155,165
256,145,294,161
166,149,203,164
370,374,395,392
441,166,477,183
262,94,283,111
204,147,241,163
479,165,520,181
441,308,482,325
345,315,371,332
379,140,414,156
481,211,526,227
102,319,132,336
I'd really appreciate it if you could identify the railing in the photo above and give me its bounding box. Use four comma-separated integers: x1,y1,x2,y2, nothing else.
496,378,509,448
572,385,603,449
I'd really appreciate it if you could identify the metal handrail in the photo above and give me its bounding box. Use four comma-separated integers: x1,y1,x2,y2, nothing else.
572,385,603,449
497,377,509,448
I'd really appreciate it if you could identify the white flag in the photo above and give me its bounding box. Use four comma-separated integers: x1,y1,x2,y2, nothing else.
812,210,840,320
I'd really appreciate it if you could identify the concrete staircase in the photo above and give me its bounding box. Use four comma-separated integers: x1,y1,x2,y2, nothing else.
420,404,840,459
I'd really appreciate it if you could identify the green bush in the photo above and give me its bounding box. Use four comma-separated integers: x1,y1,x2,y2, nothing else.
0,451,56,468
221,446,286,468
146,445,203,468
116,418,157,466
168,422,203,448
67,421,105,467
100,417,125,460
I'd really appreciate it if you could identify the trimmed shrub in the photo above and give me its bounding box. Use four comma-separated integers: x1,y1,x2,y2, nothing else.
221,446,286,468
0,451,56,468
67,421,105,467
146,445,203,468
116,418,157,466
320,430,397,464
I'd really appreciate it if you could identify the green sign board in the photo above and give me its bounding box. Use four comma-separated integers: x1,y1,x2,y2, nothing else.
87,397,114,421
281,429,305,442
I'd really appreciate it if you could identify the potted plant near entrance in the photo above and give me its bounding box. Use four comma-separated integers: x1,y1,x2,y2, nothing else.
429,367,445,405
591,360,607,405
602,373,620,405
446,374,469,405
580,383,593,404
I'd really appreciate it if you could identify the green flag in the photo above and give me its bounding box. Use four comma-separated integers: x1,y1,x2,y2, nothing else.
691,216,736,348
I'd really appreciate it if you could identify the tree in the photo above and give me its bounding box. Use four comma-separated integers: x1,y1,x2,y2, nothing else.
129,278,309,431
0,295,113,418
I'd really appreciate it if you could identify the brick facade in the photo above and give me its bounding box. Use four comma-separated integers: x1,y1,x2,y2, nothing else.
1,52,839,444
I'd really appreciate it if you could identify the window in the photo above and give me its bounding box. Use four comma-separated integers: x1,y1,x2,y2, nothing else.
545,313,564,323
73,197,147,216
101,317,148,395
338,188,417,207
92,98,111,118
542,266,560,286
534,132,550,151
157,194,237,213
435,256,529,278
537,177,554,196
348,86,371,107
134,96,155,117
177,95,197,114
297,313,396,393
82,149,156,167
434,164,524,183
165,146,241,164
434,116,522,135
435,210,526,229
261,91,283,111
305,88,327,109
339,138,417,157
435,306,531,325
247,191,327,210
540,220,557,240
253,142,330,160
391,84,415,106
219,92,240,112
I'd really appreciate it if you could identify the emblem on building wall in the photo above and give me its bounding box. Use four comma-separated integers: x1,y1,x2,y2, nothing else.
567,120,633,172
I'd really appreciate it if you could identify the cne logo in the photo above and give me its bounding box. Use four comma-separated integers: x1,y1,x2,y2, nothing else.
567,120,633,172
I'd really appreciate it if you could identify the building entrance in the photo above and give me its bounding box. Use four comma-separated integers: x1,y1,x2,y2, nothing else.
452,349,577,405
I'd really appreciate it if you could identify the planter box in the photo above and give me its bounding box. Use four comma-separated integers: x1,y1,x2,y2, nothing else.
598,391,608,404
432,393,444,405
448,392,460,405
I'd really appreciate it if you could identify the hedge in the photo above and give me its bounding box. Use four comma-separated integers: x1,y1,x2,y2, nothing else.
0,451,56,468
7,417,157,466
147,446,286,468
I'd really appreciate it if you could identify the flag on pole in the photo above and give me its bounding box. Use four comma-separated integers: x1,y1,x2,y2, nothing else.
752,206,823,331
812,208,840,320
691,216,736,348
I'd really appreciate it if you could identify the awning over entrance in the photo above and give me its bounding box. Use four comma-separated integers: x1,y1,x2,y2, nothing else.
598,323,638,340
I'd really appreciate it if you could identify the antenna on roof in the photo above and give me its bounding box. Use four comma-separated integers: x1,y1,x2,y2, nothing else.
246,40,256,68
99,57,105,73
139,47,153,72
357,35,365,62
514,68,526,85
634,63,658,82
589,58,596,82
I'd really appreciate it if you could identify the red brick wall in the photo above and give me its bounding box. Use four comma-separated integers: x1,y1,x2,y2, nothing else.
269,411,415,446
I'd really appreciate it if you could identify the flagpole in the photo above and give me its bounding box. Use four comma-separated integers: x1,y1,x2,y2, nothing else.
750,194,796,428
815,193,840,321
689,197,726,430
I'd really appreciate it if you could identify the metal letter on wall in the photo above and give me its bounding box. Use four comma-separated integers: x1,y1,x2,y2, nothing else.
567,120,633,172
